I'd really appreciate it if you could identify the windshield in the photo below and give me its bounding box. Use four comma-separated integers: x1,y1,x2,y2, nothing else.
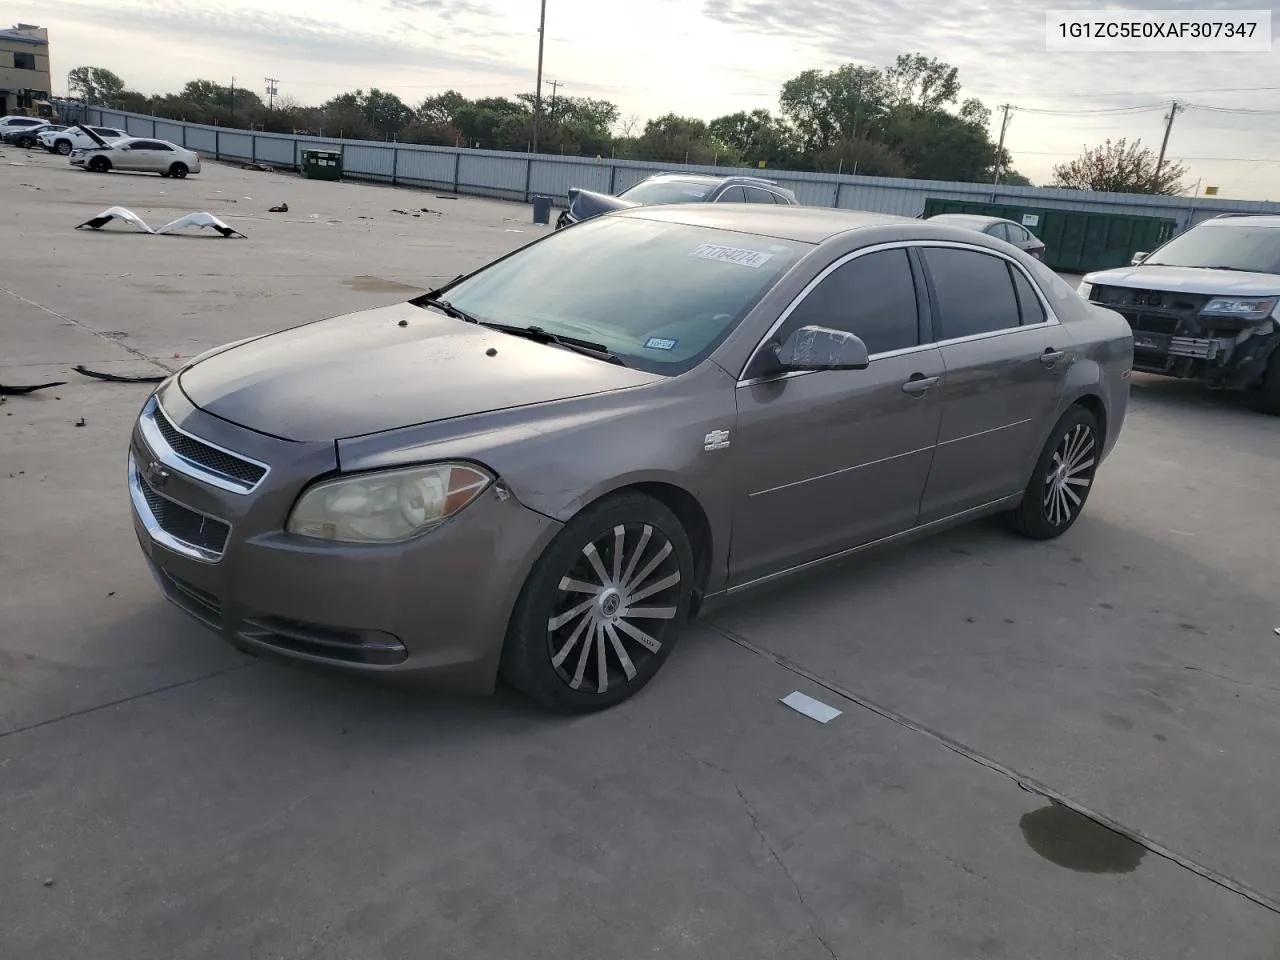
618,179,716,205
440,216,809,374
1144,223,1280,274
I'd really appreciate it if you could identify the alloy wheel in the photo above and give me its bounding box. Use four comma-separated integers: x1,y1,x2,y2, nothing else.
545,522,682,695
1043,422,1096,527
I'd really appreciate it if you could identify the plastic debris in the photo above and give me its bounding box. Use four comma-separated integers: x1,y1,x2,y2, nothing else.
780,691,842,724
76,207,247,238
73,365,165,384
269,203,289,213
0,380,65,396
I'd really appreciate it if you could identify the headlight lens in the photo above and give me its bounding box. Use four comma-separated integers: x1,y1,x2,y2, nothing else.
1200,297,1278,321
287,463,492,543
1076,281,1093,300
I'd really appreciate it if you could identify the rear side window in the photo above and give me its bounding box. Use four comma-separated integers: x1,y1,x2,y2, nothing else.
922,247,1021,339
1010,266,1047,325
717,186,748,202
745,187,775,203
780,248,920,356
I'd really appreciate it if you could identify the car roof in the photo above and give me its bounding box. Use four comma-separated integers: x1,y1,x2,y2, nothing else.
928,214,1005,228
1202,214,1280,228
613,204,919,243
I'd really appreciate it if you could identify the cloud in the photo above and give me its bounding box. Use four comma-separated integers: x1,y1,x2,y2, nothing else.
385,0,497,18
41,0,526,76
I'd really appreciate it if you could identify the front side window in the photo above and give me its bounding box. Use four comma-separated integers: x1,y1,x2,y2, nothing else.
617,179,715,205
441,216,809,375
777,248,921,356
1144,223,1280,274
922,247,1021,339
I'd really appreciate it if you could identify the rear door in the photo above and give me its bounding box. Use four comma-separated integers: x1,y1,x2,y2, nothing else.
126,140,170,171
744,186,776,204
729,246,944,585
715,186,748,203
916,245,1070,523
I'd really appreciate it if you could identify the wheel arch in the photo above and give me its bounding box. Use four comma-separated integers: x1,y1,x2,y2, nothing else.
1070,392,1107,448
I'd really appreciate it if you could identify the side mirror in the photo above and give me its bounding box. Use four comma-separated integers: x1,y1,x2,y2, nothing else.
773,325,870,372
1131,251,1149,265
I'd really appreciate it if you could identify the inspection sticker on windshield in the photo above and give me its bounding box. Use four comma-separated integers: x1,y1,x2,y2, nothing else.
644,337,679,351
688,243,774,269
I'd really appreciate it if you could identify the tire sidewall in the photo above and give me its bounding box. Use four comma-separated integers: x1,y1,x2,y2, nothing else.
170,163,188,179
1016,406,1100,539
55,140,71,155
503,493,695,713
89,156,110,173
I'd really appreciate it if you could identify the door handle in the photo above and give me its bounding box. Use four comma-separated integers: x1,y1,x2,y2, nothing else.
1040,349,1066,366
901,375,940,395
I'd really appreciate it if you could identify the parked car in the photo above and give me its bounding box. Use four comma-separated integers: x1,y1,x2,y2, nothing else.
128,206,1131,713
39,124,127,155
556,173,799,230
1,121,65,147
926,214,1047,260
1079,213,1280,413
0,115,46,136
71,134,201,177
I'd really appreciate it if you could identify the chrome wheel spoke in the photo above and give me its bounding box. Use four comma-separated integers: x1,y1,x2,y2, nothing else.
604,623,637,680
615,617,661,654
628,570,681,606
570,621,595,690
1066,457,1095,477
611,525,625,582
624,605,678,620
582,542,612,588
558,577,601,595
620,525,652,588
625,540,673,595
595,627,609,694
1062,482,1082,509
549,595,595,631
552,612,592,668
1065,475,1091,488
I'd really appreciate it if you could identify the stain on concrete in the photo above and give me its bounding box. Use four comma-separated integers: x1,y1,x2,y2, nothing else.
342,275,423,294
1019,803,1145,874
1102,714,1134,731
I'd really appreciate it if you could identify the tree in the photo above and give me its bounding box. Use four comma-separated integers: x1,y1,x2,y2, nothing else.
709,109,793,167
418,90,468,126
1001,169,1034,186
68,66,126,105
883,53,960,110
780,65,889,155
883,104,999,182
634,113,738,165
1051,138,1187,195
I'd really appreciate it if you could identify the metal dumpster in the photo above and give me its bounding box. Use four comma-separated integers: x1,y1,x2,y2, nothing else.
301,148,342,181
532,195,553,225
922,198,1177,273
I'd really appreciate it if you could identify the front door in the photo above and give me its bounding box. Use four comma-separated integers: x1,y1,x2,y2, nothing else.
728,246,945,586
915,245,1070,523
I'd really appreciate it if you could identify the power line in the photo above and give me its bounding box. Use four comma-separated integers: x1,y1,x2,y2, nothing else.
1009,148,1280,162
1013,102,1170,116
264,77,279,110
986,84,1280,101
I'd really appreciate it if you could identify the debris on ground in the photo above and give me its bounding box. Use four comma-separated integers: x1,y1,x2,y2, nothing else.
76,207,247,239
74,418,86,428
435,195,458,200
0,380,66,396
268,203,289,213
73,365,166,384
780,691,842,724
240,163,274,172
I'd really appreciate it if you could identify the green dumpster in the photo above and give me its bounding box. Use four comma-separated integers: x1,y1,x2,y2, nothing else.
921,198,1176,273
300,148,342,181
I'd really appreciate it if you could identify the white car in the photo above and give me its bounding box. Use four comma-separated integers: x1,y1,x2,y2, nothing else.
40,125,127,156
71,136,202,178
0,115,47,134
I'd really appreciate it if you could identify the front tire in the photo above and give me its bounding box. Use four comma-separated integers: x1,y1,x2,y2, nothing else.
17,135,34,148
1008,406,1100,540
55,139,72,156
88,155,111,173
1260,347,1280,416
501,492,695,713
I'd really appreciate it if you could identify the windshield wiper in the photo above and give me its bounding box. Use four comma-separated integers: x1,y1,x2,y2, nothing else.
416,294,480,324
480,321,628,366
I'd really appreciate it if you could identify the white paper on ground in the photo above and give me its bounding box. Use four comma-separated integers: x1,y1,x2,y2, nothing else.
780,691,842,724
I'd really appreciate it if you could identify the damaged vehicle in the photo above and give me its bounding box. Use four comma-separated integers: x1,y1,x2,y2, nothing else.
70,133,202,177
1079,213,1280,413
39,123,127,155
129,205,1131,714
556,173,798,230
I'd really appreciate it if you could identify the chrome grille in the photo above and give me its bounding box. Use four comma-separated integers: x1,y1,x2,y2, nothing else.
138,469,230,555
141,397,268,493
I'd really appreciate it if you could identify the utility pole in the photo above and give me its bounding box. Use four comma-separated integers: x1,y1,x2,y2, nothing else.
991,104,1012,187
229,76,236,122
1156,101,1181,180
532,0,547,153
265,77,279,110
548,80,561,124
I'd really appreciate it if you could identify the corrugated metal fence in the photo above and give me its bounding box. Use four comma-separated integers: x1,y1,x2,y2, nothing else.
78,106,1280,231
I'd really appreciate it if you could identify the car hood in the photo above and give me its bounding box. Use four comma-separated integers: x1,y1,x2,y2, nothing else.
1084,264,1280,296
567,187,639,222
178,302,663,442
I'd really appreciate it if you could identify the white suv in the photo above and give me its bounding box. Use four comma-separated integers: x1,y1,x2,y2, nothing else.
1079,214,1280,414
39,125,127,156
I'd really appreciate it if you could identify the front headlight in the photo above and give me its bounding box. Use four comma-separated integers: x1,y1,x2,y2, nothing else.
1200,297,1278,321
1077,281,1093,299
287,463,493,544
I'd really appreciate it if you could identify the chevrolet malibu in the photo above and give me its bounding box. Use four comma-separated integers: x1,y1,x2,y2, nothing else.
129,206,1133,713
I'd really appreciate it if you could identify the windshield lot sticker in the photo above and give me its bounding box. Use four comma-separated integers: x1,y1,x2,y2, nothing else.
688,244,774,268
644,337,679,351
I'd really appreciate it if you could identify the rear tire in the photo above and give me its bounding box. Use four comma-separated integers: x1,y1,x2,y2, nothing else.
55,139,72,156
17,135,34,148
1008,406,1101,540
501,492,694,714
1260,347,1280,416
88,155,111,173
169,162,189,179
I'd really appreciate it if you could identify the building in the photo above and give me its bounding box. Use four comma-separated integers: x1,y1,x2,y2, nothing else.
0,23,51,115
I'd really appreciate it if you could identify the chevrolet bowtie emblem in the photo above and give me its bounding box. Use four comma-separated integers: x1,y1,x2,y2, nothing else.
146,460,171,487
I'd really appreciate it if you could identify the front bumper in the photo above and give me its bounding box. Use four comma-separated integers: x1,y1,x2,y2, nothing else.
128,381,561,691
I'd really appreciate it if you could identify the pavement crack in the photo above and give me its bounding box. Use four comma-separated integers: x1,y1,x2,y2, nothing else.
0,284,176,374
1182,665,1280,696
0,660,259,740
733,783,840,960
711,624,1280,918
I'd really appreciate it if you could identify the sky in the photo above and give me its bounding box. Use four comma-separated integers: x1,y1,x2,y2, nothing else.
18,0,1280,199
